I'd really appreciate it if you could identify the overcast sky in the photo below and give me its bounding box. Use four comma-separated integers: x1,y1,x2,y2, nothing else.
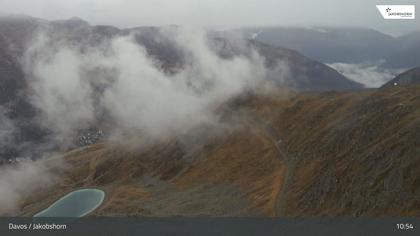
0,0,418,35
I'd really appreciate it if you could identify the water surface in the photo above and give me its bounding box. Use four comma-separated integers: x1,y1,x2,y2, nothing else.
34,189,105,217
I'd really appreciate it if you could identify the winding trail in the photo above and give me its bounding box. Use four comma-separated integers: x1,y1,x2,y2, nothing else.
243,110,297,217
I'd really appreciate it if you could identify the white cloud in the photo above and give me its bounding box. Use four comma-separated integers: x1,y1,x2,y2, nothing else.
0,158,61,215
24,37,95,145
23,27,267,144
327,62,402,88
0,106,15,149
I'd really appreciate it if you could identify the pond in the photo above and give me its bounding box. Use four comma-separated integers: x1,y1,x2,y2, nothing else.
34,189,105,217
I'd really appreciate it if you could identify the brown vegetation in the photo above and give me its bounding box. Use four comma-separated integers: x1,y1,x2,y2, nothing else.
20,86,420,217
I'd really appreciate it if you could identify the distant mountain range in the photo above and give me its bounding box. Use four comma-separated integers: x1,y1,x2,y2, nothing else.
239,27,420,69
0,16,363,161
0,16,363,92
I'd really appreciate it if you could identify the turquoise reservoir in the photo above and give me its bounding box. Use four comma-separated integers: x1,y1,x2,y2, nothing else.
34,189,105,217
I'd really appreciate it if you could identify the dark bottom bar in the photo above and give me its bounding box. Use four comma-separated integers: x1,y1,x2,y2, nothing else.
1,218,418,236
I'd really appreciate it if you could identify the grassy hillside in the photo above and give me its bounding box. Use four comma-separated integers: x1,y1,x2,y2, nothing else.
252,86,420,216
19,86,420,217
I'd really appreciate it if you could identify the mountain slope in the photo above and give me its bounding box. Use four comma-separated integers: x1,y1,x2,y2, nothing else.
264,86,420,216
19,121,286,216
125,27,362,91
18,85,420,217
383,32,420,69
253,41,361,91
381,67,420,88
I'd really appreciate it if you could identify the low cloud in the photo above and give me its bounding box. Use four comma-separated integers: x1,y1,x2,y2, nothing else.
327,62,402,88
0,27,273,215
23,27,267,146
0,158,61,215
0,106,15,150
0,27,273,216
